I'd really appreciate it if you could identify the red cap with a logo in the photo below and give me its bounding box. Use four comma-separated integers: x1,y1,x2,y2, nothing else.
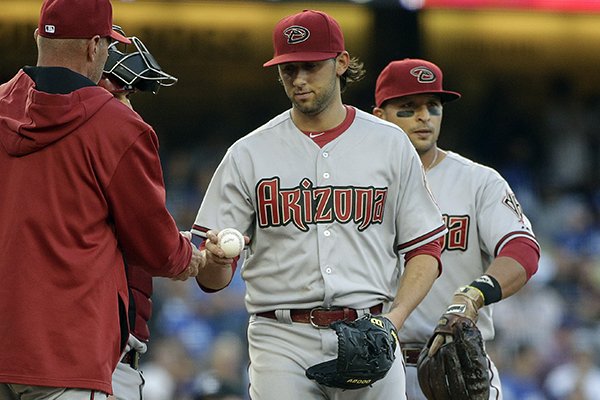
375,59,461,107
263,9,345,67
38,0,130,44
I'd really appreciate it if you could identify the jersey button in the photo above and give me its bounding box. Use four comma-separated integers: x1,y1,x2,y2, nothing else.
323,172,330,179
324,230,331,237
323,152,329,158
325,267,332,274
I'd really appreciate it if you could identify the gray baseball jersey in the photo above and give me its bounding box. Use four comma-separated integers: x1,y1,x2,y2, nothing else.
191,107,446,314
401,151,538,400
399,151,538,344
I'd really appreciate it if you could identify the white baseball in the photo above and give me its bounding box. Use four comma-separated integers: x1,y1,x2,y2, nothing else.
217,228,244,258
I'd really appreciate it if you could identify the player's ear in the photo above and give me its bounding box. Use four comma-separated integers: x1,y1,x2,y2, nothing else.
335,51,350,76
87,35,102,62
373,107,384,119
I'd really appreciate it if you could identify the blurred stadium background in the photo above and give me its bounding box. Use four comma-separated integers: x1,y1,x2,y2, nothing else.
3,1,600,399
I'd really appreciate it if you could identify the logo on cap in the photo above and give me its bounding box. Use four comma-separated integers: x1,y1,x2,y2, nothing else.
283,26,310,44
44,25,56,34
410,67,437,83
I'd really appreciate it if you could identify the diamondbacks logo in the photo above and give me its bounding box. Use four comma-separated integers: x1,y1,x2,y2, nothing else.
410,66,437,83
283,26,310,44
502,191,524,222
256,177,387,231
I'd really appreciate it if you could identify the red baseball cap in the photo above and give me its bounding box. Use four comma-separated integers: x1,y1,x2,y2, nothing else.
375,59,461,107
263,10,345,67
38,0,130,44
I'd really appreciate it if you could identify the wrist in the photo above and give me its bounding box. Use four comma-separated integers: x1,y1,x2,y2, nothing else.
385,307,407,331
468,274,502,306
446,286,484,321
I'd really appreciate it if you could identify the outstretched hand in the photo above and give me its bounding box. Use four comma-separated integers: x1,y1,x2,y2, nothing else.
178,230,249,274
172,241,204,281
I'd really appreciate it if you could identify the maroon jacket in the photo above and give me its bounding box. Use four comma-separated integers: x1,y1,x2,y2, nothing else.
0,67,191,394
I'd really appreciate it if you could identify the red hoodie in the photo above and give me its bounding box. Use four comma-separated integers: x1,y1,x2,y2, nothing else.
0,68,192,394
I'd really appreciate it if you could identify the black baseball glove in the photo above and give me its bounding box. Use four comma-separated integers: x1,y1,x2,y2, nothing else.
305,314,398,390
417,286,490,400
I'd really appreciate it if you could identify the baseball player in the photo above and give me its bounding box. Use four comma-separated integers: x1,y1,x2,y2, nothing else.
191,10,448,400
99,28,174,400
372,58,541,399
98,28,232,400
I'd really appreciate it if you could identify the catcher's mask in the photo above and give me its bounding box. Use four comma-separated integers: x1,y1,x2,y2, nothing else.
103,25,177,94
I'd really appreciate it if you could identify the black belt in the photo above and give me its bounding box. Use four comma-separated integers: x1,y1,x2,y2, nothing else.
256,304,383,328
401,343,425,366
120,349,140,369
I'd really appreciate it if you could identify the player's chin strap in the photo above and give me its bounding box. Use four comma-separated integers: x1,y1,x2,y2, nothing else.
102,25,178,94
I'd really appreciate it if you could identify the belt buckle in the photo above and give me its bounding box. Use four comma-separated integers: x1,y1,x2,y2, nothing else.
131,351,140,369
123,350,140,369
309,307,331,329
402,345,424,366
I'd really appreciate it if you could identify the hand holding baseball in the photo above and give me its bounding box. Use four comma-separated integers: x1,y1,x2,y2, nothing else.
217,228,245,258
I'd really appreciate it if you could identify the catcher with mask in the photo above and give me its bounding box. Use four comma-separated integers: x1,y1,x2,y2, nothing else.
99,26,176,400
99,27,228,400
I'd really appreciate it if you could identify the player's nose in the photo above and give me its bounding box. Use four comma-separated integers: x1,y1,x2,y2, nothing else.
415,105,431,121
292,76,308,88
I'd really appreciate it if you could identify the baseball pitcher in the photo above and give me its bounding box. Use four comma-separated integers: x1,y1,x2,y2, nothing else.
191,10,448,400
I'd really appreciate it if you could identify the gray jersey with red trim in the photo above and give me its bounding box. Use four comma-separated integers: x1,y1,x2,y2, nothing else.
191,107,446,314
399,151,539,343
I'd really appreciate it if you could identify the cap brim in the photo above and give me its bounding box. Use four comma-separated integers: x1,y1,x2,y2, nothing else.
377,90,461,107
263,51,338,67
438,91,461,103
110,29,131,44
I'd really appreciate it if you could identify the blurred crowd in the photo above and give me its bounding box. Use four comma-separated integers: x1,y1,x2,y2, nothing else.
138,74,600,400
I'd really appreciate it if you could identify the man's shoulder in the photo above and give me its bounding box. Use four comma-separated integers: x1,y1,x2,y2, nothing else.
351,107,413,146
446,151,496,172
444,151,508,184
353,107,401,130
234,110,293,145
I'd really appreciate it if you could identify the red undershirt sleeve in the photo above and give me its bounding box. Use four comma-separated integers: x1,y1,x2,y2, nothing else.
497,237,540,280
404,238,443,277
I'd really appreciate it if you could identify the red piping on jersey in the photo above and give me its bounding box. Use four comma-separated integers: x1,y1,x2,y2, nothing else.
397,224,447,252
302,105,356,147
494,230,537,256
192,224,209,235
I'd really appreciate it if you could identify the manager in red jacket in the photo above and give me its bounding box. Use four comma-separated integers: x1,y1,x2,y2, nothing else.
0,0,231,399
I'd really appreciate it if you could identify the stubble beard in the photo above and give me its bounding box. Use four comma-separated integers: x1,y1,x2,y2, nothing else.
291,75,338,117
412,137,436,157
